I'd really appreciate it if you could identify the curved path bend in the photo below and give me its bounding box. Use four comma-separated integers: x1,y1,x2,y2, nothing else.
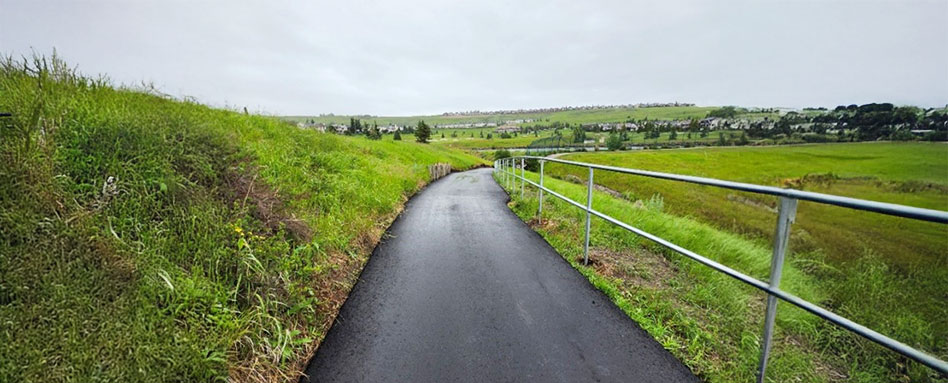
302,168,697,383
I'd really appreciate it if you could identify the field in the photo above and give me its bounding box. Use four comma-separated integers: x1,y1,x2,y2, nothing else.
517,142,947,381
286,105,718,127
0,57,485,382
385,128,747,151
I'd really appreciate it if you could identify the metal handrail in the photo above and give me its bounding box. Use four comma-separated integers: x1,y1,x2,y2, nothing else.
493,156,948,382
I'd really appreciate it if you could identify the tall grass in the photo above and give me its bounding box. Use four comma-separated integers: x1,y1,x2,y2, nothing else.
0,55,484,382
497,168,945,382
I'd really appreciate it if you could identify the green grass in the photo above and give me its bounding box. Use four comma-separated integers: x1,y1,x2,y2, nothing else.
409,129,746,151
513,143,947,381
286,105,718,128
0,56,485,382
550,143,948,266
497,170,829,381
497,166,946,381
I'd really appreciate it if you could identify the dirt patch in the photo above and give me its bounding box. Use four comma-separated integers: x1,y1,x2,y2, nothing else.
587,246,679,291
593,184,628,201
779,173,948,194
226,166,313,242
726,194,777,213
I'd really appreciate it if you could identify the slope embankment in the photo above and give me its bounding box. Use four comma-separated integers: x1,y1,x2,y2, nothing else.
0,56,484,382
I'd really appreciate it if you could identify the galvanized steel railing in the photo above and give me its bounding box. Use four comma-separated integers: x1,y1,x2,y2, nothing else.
493,155,948,382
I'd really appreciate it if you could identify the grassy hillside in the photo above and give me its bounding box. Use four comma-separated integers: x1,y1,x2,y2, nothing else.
0,56,484,382
286,105,717,127
497,166,946,382
387,127,745,151
529,143,947,381
550,143,948,266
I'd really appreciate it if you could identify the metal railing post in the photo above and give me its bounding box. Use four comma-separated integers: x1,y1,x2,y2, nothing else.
583,166,594,265
505,158,510,189
757,197,798,383
538,160,545,223
520,157,525,199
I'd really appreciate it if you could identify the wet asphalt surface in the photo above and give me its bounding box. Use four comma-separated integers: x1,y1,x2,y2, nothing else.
301,168,698,383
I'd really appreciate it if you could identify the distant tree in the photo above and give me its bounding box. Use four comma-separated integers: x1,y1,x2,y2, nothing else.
669,130,678,140
348,118,362,135
451,131,458,138
737,131,749,145
366,124,381,140
774,119,792,136
486,133,493,140
479,131,484,138
415,120,431,143
572,126,586,143
717,132,727,146
606,133,623,151
393,130,402,140
500,132,512,139
707,106,738,119
493,149,511,160
441,132,445,139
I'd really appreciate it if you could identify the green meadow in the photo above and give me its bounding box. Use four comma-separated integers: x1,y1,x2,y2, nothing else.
286,105,717,128
0,56,484,382
509,142,947,381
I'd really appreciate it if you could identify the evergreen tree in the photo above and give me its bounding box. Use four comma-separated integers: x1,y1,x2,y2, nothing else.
415,120,431,143
738,131,748,145
347,118,362,135
366,124,381,140
393,130,402,141
606,133,623,151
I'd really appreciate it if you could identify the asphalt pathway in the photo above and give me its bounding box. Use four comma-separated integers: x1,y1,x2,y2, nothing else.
302,168,698,383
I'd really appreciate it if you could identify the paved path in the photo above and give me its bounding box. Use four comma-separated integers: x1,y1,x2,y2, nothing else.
302,168,697,383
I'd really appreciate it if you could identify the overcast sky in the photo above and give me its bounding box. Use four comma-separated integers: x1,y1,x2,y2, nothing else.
1,0,946,116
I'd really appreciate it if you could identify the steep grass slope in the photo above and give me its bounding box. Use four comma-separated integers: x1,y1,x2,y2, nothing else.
0,57,484,382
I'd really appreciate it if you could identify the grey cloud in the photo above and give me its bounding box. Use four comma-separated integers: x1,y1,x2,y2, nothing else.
1,0,945,115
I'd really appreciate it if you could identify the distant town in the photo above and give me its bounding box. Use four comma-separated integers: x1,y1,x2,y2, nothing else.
293,103,948,146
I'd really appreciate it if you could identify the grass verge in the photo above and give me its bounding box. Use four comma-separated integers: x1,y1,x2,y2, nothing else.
494,167,945,382
0,55,485,382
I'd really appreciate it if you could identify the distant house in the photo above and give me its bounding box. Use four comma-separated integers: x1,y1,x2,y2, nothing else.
379,124,401,133
495,124,521,133
700,117,725,129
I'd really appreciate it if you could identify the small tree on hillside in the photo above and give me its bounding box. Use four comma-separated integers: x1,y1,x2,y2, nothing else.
737,131,748,145
415,120,431,143
393,130,402,141
572,126,586,143
606,133,623,151
366,125,381,140
348,118,362,135
669,130,678,140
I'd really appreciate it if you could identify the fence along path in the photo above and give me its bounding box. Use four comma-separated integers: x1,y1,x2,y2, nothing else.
496,155,948,382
